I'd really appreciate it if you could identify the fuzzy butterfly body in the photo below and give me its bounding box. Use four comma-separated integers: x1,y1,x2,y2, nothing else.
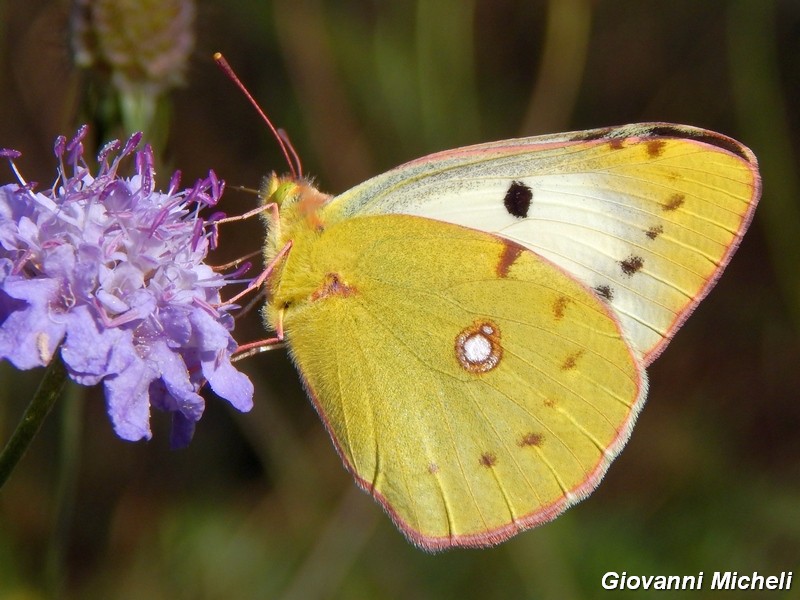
260,123,760,551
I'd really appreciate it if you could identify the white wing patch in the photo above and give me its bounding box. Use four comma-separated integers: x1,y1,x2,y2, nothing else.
324,123,760,364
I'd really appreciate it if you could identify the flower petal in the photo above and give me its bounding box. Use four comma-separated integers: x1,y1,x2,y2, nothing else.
0,275,66,369
61,305,125,385
169,411,196,449
204,357,254,412
104,345,156,441
149,340,204,423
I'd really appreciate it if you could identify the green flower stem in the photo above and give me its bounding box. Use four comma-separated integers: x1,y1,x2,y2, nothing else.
0,356,69,489
46,383,84,596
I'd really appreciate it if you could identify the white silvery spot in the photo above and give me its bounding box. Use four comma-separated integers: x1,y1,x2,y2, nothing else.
463,333,492,364
455,320,502,374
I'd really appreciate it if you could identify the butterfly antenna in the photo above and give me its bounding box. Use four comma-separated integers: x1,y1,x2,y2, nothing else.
214,52,299,180
277,128,303,179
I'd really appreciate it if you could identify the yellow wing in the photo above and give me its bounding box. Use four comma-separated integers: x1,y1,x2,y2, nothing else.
324,124,761,364
268,214,646,550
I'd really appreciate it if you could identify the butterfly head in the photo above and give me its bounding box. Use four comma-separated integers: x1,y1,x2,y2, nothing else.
260,173,334,300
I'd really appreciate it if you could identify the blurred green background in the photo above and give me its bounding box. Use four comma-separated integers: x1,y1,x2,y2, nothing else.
1,0,798,598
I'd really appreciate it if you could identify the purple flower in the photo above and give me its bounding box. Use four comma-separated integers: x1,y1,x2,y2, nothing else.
0,126,253,447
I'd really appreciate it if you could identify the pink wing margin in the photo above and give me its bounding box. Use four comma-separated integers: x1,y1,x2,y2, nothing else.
632,128,762,366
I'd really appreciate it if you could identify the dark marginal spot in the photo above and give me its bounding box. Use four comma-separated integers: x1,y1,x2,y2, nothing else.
608,138,625,150
568,126,615,142
594,285,614,301
503,180,533,218
646,139,666,158
647,125,751,162
311,273,356,301
646,225,664,240
480,452,497,467
553,296,571,320
663,193,685,211
620,255,644,276
519,432,544,447
646,125,688,138
496,239,525,278
561,350,585,371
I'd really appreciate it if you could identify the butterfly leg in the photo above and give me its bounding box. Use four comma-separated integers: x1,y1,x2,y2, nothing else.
212,201,279,225
232,307,286,361
221,238,293,307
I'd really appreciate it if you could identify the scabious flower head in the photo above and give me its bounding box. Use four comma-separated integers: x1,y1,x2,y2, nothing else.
71,0,195,95
0,126,253,447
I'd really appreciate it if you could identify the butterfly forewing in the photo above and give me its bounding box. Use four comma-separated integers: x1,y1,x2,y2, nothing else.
274,214,646,550
324,123,760,364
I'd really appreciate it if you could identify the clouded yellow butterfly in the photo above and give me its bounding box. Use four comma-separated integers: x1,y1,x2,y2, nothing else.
258,123,760,551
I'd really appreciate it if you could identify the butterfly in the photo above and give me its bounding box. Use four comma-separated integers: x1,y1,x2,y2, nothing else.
257,123,760,551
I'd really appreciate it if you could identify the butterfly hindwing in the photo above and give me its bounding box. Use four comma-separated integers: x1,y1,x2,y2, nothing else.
271,214,646,550
324,123,761,363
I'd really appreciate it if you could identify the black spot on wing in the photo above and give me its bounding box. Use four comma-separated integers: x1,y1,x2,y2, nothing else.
594,285,614,301
480,452,497,467
646,225,663,240
503,181,533,218
561,350,585,371
662,193,685,211
519,432,544,447
620,255,644,276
